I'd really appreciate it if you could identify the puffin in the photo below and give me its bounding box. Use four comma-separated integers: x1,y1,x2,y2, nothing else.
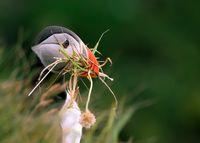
32,26,99,77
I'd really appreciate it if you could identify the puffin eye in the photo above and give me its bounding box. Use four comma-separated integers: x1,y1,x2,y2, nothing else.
62,39,69,48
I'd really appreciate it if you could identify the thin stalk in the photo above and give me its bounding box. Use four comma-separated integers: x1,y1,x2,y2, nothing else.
72,69,78,99
85,70,93,111
99,77,118,109
38,59,62,81
92,29,109,55
28,63,58,96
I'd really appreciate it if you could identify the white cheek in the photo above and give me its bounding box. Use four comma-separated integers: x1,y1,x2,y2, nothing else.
32,43,63,67
38,33,88,58
32,40,88,72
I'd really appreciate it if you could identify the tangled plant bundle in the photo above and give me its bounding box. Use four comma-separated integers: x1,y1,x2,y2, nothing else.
29,26,117,143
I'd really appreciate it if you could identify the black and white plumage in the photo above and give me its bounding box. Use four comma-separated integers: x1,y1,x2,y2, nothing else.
32,26,88,71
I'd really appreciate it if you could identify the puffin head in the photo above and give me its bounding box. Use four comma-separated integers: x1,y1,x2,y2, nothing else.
32,26,88,71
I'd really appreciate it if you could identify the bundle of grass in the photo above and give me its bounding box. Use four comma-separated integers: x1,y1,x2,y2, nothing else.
29,26,117,143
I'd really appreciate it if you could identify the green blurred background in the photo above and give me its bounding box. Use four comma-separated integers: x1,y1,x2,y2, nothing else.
1,0,200,143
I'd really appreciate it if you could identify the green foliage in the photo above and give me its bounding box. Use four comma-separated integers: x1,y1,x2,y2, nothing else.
0,43,135,143
1,1,200,142
82,106,134,143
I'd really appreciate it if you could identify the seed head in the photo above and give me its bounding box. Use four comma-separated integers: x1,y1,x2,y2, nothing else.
80,110,96,129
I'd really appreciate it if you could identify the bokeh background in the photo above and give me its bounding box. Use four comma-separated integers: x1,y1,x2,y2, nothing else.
1,0,200,143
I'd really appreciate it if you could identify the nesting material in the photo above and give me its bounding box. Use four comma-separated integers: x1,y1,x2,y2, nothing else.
80,110,96,129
